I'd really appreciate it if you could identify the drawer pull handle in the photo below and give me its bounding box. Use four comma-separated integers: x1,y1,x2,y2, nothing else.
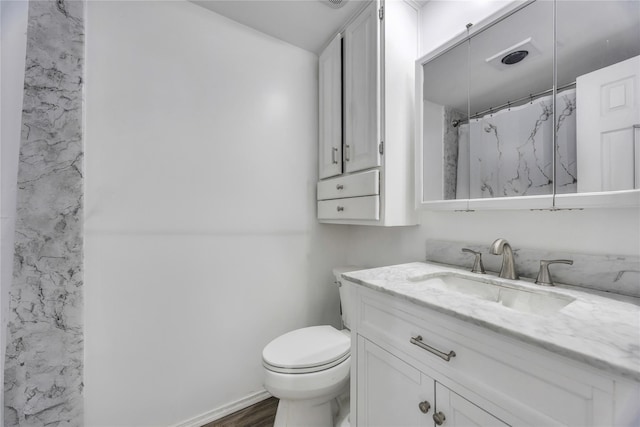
345,144,351,162
418,400,431,414
337,206,344,212
336,184,344,190
433,411,446,425
331,147,339,164
410,335,456,362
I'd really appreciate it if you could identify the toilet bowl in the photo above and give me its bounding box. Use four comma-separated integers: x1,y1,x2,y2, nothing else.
262,267,360,427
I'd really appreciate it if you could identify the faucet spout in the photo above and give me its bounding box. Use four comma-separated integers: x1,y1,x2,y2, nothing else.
489,238,519,280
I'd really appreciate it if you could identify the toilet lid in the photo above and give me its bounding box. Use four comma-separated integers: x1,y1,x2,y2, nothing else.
262,326,350,374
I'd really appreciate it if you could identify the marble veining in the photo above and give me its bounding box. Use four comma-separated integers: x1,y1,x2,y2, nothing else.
342,262,640,381
465,89,577,198
425,239,640,298
3,1,84,425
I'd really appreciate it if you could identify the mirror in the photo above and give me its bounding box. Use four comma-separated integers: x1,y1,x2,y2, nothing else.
417,0,640,209
556,0,640,196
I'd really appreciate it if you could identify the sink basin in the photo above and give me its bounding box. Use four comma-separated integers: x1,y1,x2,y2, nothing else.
412,274,575,315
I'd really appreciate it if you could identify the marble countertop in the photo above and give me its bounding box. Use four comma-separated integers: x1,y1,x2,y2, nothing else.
343,262,640,381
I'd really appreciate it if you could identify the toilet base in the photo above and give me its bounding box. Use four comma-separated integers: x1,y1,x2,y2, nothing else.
272,387,349,427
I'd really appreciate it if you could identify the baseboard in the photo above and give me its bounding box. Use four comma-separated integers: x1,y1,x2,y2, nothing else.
171,389,272,427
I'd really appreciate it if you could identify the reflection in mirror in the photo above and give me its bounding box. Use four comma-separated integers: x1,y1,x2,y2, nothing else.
557,1,640,194
422,40,468,201
421,1,559,202
467,0,555,199
419,0,640,207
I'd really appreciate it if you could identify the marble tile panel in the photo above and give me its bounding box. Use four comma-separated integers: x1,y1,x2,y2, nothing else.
3,1,84,426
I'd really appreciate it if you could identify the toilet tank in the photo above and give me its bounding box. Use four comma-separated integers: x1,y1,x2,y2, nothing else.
332,267,362,330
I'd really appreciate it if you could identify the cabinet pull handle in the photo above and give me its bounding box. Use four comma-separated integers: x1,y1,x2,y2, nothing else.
433,411,446,425
331,147,339,164
344,144,351,161
418,401,431,414
337,206,344,212
336,184,344,190
410,335,456,362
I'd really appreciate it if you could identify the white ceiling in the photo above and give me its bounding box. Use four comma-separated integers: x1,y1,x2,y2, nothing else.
191,0,373,54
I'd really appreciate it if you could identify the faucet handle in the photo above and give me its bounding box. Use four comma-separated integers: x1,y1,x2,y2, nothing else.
535,259,573,286
462,248,486,274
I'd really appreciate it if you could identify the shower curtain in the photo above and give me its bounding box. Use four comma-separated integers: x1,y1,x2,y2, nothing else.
458,89,577,198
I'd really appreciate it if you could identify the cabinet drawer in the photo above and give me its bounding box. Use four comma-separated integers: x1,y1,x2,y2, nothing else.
357,292,608,427
317,196,379,220
317,170,379,200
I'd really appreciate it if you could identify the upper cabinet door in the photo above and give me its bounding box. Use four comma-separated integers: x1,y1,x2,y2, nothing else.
319,34,343,180
344,1,381,174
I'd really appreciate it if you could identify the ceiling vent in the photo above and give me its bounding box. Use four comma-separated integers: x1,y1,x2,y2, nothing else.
486,37,541,70
321,0,348,9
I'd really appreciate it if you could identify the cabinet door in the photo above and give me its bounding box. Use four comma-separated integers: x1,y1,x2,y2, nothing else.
435,382,510,427
357,336,433,426
319,34,343,179
344,1,381,174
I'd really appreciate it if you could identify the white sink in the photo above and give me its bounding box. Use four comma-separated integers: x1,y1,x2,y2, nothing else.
411,274,575,315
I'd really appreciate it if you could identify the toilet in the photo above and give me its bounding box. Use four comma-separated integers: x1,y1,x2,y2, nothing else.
262,267,359,427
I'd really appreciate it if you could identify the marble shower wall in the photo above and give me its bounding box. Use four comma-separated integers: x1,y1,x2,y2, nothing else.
466,89,577,198
425,239,640,298
4,0,84,425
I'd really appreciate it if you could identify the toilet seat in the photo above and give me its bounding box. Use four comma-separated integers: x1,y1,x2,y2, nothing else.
262,325,350,374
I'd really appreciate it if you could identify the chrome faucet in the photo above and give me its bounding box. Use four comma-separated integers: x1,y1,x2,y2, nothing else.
489,238,519,280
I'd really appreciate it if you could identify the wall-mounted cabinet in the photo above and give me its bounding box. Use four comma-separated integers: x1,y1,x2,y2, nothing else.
319,34,343,180
317,0,418,226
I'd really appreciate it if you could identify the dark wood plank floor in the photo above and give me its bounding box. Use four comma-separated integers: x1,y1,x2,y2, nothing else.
204,397,279,427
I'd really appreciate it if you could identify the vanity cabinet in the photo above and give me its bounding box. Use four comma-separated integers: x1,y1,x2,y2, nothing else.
349,283,639,426
358,336,508,426
316,0,418,226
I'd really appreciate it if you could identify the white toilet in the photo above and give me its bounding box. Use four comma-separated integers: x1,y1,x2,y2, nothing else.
262,267,358,427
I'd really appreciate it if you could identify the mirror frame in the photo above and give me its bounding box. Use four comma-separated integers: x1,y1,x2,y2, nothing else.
414,0,640,211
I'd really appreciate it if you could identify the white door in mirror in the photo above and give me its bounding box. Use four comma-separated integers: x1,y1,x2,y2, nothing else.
577,55,640,192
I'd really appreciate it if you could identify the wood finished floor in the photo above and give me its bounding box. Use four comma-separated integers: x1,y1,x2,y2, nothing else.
204,397,279,427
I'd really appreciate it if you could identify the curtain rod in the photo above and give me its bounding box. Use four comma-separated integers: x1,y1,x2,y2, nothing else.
452,81,576,127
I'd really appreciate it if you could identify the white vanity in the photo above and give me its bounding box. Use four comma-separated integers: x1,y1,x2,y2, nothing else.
342,263,640,426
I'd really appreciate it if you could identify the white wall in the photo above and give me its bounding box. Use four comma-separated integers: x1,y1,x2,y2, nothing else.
0,1,29,423
346,208,640,268
84,1,348,425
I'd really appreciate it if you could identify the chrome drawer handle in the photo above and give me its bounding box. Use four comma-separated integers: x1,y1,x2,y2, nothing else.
331,147,339,164
336,184,344,190
337,206,344,212
410,335,456,362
